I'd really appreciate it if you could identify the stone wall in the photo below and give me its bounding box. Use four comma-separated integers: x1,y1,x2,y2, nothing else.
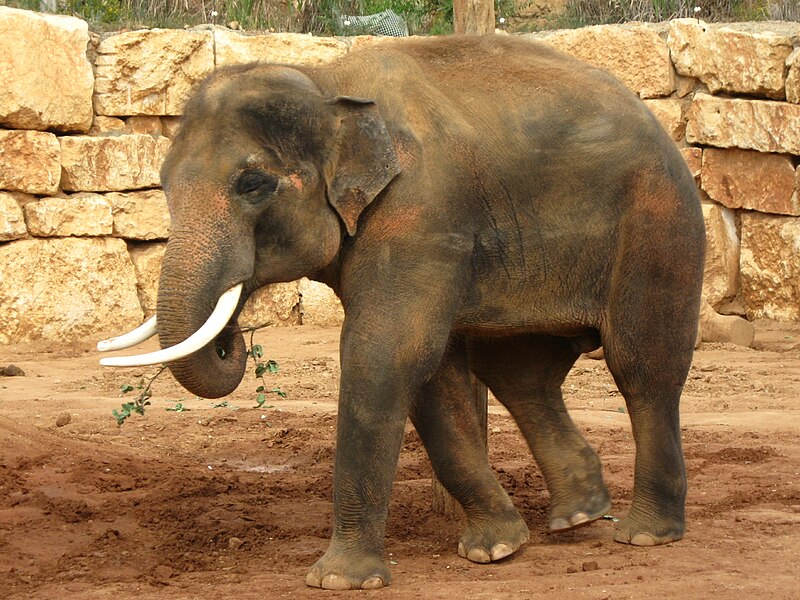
1,6,798,345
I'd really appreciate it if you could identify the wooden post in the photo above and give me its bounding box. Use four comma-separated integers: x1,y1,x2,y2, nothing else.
431,374,489,516
453,0,496,35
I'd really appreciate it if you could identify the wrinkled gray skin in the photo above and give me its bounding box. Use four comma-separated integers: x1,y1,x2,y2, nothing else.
157,36,705,590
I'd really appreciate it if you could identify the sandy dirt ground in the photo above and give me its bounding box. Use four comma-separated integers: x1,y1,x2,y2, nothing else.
1,322,799,599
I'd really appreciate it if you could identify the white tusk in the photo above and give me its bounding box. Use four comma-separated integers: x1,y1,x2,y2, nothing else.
97,315,158,352
99,283,243,368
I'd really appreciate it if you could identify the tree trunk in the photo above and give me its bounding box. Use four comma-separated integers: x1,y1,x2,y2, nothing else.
453,0,496,35
431,375,489,516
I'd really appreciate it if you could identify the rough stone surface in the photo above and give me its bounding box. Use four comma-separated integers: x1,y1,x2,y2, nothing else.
59,134,171,192
643,98,686,141
702,148,797,216
681,147,702,180
126,116,164,136
530,24,675,98
0,130,61,195
701,202,739,309
94,30,214,116
88,116,127,135
668,19,794,99
0,237,144,344
128,242,165,317
787,48,800,104
298,279,344,326
24,194,113,237
0,7,94,132
107,189,170,240
0,192,29,242
215,31,348,67
239,283,301,327
699,299,754,347
686,93,800,155
740,212,800,321
161,117,182,138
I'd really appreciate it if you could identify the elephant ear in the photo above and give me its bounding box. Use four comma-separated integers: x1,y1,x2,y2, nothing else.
324,96,401,236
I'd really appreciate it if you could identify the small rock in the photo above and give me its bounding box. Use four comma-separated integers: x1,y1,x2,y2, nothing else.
567,565,578,573
228,536,244,550
55,412,72,427
0,364,25,377
582,560,600,572
153,564,174,580
584,348,605,361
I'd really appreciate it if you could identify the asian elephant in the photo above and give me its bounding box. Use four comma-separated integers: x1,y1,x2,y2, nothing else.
99,35,705,590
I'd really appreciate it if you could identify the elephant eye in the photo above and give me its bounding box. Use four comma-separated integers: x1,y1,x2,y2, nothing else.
235,169,278,199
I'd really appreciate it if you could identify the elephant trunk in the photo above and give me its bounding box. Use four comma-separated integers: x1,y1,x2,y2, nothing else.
155,231,252,399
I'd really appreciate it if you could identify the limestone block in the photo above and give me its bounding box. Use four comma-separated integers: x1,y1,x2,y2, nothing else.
531,25,675,98
0,192,29,241
740,212,800,321
702,148,798,216
298,278,344,326
643,98,685,142
0,130,61,195
59,134,171,192
0,7,93,132
215,31,348,67
668,19,794,99
24,194,112,237
0,237,144,344
680,147,702,180
94,30,214,116
88,116,127,135
701,202,739,309
161,117,182,138
699,299,754,347
128,242,166,317
126,116,164,136
787,48,800,104
239,283,301,327
686,93,800,155
107,189,170,240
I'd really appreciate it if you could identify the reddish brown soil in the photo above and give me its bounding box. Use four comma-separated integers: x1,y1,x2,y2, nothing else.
1,322,799,599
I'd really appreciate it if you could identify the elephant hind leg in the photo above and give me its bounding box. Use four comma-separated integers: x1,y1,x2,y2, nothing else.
468,335,611,534
602,189,703,546
411,336,529,564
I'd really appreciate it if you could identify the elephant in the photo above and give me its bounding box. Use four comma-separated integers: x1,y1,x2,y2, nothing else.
98,35,705,590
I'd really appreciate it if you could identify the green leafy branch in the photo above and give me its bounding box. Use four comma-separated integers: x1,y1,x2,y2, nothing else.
111,325,285,424
113,364,167,426
248,329,287,409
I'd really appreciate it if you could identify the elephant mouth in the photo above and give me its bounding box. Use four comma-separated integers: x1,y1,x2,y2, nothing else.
97,283,244,367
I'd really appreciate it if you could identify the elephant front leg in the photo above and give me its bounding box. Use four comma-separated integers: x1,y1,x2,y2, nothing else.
305,389,406,589
306,326,450,590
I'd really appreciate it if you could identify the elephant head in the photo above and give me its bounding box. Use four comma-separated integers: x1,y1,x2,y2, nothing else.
98,64,401,398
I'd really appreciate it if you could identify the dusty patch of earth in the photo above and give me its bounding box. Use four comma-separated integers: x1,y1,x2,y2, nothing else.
1,321,799,599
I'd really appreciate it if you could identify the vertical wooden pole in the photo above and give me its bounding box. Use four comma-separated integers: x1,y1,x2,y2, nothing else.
453,0,496,35
431,374,489,516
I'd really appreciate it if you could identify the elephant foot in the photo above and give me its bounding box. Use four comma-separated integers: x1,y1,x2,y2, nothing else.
458,509,530,564
306,546,391,590
548,489,611,533
547,473,611,533
613,508,685,546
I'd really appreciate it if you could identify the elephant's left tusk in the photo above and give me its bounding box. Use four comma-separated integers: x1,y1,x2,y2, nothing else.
99,283,243,367
97,315,158,352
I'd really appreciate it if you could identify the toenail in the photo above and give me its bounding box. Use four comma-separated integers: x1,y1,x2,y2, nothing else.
491,543,513,561
361,576,384,589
